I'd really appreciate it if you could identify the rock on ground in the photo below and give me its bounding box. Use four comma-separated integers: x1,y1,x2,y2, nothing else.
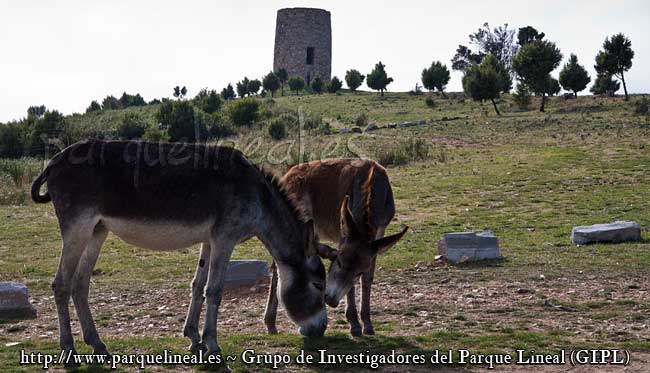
571,221,642,245
0,282,37,319
224,260,269,288
438,231,501,264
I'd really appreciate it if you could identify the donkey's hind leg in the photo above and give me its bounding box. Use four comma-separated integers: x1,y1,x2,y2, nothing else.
263,261,279,334
71,223,109,356
183,242,211,353
52,217,96,366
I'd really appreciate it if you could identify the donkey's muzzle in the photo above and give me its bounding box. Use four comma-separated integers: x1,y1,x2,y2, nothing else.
298,309,327,337
325,293,340,308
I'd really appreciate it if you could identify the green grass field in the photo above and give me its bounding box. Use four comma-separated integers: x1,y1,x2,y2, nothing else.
1,92,649,372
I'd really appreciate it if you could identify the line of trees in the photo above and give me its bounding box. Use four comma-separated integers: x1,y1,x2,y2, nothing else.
447,22,634,114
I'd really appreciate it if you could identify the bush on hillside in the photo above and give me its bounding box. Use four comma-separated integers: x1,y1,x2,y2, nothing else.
228,98,260,126
117,113,147,139
268,118,288,140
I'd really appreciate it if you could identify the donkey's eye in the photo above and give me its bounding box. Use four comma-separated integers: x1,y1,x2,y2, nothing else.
312,282,324,291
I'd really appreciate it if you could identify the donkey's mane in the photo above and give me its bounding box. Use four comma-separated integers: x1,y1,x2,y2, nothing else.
361,164,377,239
256,166,309,224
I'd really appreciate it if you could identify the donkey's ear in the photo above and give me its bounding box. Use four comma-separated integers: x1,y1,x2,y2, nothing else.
317,243,338,261
339,195,357,238
304,219,318,257
371,226,409,256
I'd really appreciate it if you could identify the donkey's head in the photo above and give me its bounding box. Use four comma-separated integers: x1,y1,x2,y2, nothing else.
276,219,328,337
320,195,408,307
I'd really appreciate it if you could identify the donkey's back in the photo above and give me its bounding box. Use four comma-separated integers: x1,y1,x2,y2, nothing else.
281,158,395,242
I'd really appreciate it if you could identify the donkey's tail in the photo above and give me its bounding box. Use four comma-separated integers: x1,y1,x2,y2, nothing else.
31,167,51,204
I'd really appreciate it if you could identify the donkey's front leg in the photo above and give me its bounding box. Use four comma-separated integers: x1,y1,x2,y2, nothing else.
201,236,235,359
360,257,377,335
345,285,362,337
263,261,279,334
184,243,211,354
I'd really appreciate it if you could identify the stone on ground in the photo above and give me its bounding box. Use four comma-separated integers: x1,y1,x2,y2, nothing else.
571,221,642,245
438,231,501,263
0,282,37,319
224,260,269,288
365,123,378,132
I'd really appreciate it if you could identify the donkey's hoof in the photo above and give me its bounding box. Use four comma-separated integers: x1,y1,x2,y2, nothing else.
266,325,278,334
63,350,80,369
350,326,362,337
363,326,375,335
189,341,207,355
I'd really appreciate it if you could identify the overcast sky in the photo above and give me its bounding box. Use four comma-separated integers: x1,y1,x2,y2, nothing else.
1,0,648,122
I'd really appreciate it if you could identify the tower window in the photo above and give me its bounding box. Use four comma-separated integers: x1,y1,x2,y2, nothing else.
306,47,314,65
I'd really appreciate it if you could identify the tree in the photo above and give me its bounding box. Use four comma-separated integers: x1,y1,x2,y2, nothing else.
545,76,561,96
262,71,280,97
452,23,518,74
590,74,620,96
27,105,46,117
451,45,484,72
345,69,365,92
512,39,563,112
276,68,288,96
517,26,545,46
512,83,532,110
248,79,261,95
594,33,634,100
421,61,451,97
173,86,187,99
220,84,236,100
101,95,119,110
366,62,393,96
156,100,204,142
288,76,305,95
326,76,343,93
193,88,222,114
236,77,250,98
27,110,66,156
311,76,324,94
462,54,510,115
86,100,101,113
559,54,591,97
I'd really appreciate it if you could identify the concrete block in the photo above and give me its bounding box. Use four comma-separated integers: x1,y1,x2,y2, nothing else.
0,282,37,319
224,260,269,288
571,221,641,245
438,231,501,263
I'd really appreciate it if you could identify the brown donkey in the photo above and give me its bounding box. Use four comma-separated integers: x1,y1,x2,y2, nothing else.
31,139,327,366
265,158,407,336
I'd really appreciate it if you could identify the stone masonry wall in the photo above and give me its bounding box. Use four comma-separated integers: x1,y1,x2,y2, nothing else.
273,8,331,84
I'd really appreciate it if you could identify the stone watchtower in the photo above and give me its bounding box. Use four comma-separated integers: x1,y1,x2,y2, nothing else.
273,8,331,85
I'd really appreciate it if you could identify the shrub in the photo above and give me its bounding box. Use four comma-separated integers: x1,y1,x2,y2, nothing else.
193,89,222,114
141,125,169,142
228,98,260,126
268,118,288,140
375,138,430,167
0,122,26,158
316,121,332,135
634,97,649,116
156,100,205,142
117,113,147,139
355,113,368,127
326,76,343,93
303,112,322,130
425,96,436,108
512,84,532,110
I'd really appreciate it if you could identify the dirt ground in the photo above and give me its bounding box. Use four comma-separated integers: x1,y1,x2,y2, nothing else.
4,262,649,372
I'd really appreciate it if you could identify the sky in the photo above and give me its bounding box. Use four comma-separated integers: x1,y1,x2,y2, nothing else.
1,0,648,122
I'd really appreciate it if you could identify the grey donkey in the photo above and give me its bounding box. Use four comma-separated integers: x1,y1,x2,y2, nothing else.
31,139,327,367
